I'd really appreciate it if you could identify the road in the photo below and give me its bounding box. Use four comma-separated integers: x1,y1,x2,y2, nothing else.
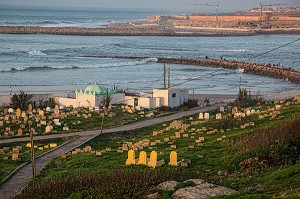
0,104,224,199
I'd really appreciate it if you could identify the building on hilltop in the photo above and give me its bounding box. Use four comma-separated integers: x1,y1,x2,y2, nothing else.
55,66,189,109
54,84,124,108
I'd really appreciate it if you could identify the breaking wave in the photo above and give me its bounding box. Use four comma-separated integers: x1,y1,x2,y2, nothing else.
0,58,158,72
221,49,254,52
25,50,47,56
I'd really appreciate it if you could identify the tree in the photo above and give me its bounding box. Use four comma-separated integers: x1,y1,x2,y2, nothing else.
10,90,34,111
101,89,112,109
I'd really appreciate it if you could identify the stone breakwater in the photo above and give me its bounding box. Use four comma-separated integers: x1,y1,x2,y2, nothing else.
158,58,300,84
83,56,300,84
0,26,256,36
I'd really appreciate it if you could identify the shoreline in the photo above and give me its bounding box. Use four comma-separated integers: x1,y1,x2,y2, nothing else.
1,26,300,37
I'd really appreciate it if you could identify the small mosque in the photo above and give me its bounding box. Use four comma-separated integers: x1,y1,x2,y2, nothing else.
55,67,188,109
55,84,125,108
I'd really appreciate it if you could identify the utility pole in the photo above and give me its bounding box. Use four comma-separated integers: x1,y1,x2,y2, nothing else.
100,88,108,135
29,121,36,178
163,64,167,89
193,2,220,28
168,66,171,88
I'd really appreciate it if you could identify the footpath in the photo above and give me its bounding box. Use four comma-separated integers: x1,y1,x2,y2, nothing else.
0,104,224,199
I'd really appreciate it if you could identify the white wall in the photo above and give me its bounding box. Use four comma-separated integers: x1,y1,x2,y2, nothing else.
153,88,189,108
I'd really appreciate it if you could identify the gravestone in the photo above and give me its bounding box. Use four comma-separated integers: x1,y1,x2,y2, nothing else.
137,151,147,165
147,151,158,168
232,107,238,115
16,108,21,117
84,146,92,152
169,151,178,166
28,104,33,114
126,149,136,165
39,110,44,116
50,143,57,148
21,111,26,118
46,107,51,112
246,109,251,116
4,109,8,115
216,113,222,120
204,113,209,119
45,126,52,133
8,108,14,113
220,107,225,112
12,153,19,161
17,128,22,136
198,113,203,120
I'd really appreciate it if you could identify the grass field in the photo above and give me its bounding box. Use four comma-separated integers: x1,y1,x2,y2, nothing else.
13,99,300,198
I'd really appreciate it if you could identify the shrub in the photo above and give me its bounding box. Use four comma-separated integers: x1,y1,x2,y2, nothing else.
10,90,34,111
15,169,201,199
238,116,300,152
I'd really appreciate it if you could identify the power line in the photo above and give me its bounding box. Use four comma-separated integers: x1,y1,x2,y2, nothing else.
109,38,300,105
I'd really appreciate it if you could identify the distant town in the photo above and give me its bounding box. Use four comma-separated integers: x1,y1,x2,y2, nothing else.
0,6,300,36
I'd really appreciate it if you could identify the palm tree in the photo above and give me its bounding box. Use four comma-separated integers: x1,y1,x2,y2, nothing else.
101,89,112,109
10,90,34,111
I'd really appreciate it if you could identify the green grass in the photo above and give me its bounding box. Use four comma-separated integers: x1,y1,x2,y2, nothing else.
0,105,178,139
0,137,74,183
15,99,300,198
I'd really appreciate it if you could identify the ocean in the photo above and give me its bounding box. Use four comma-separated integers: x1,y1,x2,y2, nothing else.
0,7,299,95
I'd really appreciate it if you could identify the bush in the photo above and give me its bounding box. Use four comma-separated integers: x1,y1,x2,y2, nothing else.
238,116,300,152
10,90,34,111
15,169,201,199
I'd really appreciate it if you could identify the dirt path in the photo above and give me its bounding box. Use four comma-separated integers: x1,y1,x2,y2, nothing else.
0,104,224,199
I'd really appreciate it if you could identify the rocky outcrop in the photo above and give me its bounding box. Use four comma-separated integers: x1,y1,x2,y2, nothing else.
146,179,236,199
171,182,236,199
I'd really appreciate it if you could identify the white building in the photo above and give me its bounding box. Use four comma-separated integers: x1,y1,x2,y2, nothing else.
55,84,124,108
55,84,189,109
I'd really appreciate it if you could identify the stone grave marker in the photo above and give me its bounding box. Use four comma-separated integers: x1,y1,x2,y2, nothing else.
17,128,22,136
198,113,203,120
204,113,209,119
28,104,33,114
126,149,136,165
137,151,147,165
220,107,225,112
45,126,52,133
21,111,26,118
216,113,222,120
8,108,14,113
12,153,19,161
169,151,178,166
16,108,21,117
46,107,51,112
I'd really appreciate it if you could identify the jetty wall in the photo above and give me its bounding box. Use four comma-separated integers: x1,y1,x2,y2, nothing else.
84,56,300,84
157,58,300,84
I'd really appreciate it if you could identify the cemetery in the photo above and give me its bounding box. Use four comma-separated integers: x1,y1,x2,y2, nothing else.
16,97,300,198
0,137,73,183
0,103,175,139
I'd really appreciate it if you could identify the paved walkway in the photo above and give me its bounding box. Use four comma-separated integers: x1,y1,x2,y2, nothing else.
0,104,224,199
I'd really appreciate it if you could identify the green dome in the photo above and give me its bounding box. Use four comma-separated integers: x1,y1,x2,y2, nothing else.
76,84,117,95
84,84,105,95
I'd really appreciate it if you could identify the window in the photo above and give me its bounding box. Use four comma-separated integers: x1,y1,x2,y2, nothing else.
172,93,176,98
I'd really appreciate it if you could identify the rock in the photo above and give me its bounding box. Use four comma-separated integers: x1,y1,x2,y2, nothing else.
184,179,204,185
146,192,161,199
157,181,178,191
171,183,236,199
217,170,224,176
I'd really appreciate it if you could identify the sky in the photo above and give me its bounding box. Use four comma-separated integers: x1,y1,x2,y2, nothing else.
0,0,300,12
